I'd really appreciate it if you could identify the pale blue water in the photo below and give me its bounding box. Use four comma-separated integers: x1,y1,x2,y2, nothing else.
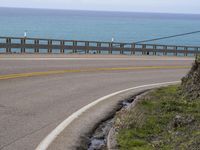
0,7,200,46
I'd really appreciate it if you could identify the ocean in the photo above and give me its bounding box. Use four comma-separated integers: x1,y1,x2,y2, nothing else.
0,7,200,46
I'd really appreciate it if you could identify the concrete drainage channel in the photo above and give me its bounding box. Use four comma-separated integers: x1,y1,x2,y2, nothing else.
87,91,148,150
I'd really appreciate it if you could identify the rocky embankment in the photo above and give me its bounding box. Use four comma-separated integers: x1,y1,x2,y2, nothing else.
106,56,200,150
181,55,200,100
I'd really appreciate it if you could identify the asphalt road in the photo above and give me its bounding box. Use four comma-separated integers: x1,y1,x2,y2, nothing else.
0,55,194,150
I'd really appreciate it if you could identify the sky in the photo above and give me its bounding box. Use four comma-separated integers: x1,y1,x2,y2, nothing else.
0,0,200,14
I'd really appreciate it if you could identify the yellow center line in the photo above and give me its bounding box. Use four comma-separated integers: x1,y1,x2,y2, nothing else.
0,66,190,80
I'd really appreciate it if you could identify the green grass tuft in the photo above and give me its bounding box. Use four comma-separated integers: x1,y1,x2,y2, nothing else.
116,85,200,150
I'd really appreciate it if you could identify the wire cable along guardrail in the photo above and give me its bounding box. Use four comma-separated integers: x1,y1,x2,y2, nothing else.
134,30,200,44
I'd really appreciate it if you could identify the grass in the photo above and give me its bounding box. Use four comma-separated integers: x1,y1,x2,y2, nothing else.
115,85,200,150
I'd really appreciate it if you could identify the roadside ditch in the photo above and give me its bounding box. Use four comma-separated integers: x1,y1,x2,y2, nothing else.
84,90,149,150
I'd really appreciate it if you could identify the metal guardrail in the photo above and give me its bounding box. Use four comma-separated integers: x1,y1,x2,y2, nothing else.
0,36,199,56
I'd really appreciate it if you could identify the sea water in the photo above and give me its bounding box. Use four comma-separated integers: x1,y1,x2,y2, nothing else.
0,7,200,47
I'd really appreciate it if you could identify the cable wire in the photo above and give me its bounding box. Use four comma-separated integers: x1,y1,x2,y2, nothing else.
134,30,200,44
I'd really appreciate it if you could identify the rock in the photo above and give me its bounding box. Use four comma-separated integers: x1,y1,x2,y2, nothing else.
173,115,195,128
181,55,200,100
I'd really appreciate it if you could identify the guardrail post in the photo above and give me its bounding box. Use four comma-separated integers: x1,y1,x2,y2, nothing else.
184,47,188,56
6,38,11,53
60,41,65,53
21,38,26,53
85,42,89,54
142,44,147,55
131,44,135,55
97,42,101,54
195,47,198,57
120,44,124,54
73,41,77,53
163,46,167,56
174,46,178,56
153,45,157,55
197,48,200,56
109,43,113,54
48,40,52,53
34,39,39,53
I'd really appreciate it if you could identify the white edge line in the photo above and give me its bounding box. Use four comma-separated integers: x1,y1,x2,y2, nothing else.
36,81,180,150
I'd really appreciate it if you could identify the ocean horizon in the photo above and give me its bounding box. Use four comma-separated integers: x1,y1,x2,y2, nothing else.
0,7,200,46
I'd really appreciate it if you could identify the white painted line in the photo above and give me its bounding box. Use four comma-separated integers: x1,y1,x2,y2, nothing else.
36,81,180,150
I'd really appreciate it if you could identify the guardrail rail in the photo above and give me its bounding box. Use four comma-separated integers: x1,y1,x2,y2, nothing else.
0,36,199,56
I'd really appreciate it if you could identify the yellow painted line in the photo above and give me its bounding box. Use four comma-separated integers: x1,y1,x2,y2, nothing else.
0,66,190,80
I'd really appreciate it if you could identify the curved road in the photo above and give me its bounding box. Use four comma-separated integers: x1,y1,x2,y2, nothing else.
0,54,193,150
